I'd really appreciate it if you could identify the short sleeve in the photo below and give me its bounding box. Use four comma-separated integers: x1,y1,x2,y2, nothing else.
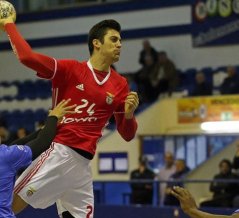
6,145,32,171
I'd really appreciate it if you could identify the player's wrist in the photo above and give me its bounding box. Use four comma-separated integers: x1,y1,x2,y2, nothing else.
47,115,59,121
124,112,134,119
1,19,14,30
4,19,14,25
184,207,199,216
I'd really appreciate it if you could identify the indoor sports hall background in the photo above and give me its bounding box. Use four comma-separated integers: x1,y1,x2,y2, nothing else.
1,0,239,217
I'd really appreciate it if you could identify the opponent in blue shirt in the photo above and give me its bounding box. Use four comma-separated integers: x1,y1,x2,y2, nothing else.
171,186,239,218
0,99,75,218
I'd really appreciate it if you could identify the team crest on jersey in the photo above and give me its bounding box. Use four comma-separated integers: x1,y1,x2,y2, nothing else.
106,92,114,105
26,186,36,197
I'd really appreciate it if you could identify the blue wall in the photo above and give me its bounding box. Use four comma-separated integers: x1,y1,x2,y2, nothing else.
17,204,235,218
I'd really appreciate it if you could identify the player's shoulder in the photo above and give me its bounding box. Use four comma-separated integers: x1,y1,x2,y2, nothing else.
57,59,85,66
110,68,127,85
0,144,28,157
0,144,8,153
9,144,30,152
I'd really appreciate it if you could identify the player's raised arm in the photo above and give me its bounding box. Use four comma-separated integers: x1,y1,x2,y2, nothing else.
0,3,55,77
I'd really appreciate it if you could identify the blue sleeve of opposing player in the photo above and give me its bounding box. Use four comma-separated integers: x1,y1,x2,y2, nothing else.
234,209,239,214
6,145,32,171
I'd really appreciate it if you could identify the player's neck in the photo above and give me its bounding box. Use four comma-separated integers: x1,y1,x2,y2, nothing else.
89,56,111,72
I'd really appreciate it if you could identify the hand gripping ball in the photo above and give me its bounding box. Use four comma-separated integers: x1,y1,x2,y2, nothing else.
0,1,16,22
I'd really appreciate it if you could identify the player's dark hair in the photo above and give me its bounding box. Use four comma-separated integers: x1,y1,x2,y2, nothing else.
88,19,121,56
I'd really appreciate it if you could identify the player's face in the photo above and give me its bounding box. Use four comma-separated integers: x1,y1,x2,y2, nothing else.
100,29,122,63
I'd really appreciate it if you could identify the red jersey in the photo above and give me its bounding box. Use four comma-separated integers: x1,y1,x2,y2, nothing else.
37,60,133,154
5,23,137,156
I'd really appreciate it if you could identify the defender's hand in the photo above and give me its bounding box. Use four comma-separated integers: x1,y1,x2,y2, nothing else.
124,92,139,119
171,186,198,214
49,99,76,120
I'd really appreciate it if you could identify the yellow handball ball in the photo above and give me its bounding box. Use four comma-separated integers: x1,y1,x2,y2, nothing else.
0,0,16,22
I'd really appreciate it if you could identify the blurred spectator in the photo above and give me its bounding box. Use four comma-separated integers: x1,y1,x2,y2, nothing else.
150,51,178,98
232,144,239,207
232,144,239,172
139,40,158,67
16,127,28,139
135,55,156,103
130,156,155,205
213,69,227,88
158,151,176,205
0,125,14,144
124,74,138,92
220,66,239,95
191,71,212,96
164,159,190,206
200,159,238,208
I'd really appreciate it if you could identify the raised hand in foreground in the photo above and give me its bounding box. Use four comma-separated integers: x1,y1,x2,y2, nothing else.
49,99,76,120
171,186,237,218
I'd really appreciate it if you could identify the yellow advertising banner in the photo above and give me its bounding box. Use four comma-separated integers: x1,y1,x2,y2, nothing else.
177,95,239,123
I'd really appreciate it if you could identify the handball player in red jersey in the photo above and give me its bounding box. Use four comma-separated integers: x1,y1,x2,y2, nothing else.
1,15,139,218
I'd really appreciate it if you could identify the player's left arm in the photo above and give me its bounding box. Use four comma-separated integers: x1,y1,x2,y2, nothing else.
124,92,139,120
114,83,139,141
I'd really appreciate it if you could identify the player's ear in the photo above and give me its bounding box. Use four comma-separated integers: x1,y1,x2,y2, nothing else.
92,39,101,49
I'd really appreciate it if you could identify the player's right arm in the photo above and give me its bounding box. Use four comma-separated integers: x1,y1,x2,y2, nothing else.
0,17,55,78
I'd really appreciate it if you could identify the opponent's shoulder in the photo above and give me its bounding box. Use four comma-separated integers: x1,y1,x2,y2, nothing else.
0,144,8,154
8,144,30,153
0,144,29,158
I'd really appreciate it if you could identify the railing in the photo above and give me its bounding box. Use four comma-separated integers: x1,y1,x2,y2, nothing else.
93,179,239,207
16,179,238,218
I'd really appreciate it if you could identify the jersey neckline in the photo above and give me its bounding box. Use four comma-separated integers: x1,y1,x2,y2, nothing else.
87,60,111,86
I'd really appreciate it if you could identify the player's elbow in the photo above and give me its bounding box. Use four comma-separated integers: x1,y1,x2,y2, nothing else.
19,54,32,65
123,135,135,142
120,130,137,142
18,51,35,66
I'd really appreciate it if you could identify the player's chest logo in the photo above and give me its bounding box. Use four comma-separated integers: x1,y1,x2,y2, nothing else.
106,92,115,105
76,83,84,91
